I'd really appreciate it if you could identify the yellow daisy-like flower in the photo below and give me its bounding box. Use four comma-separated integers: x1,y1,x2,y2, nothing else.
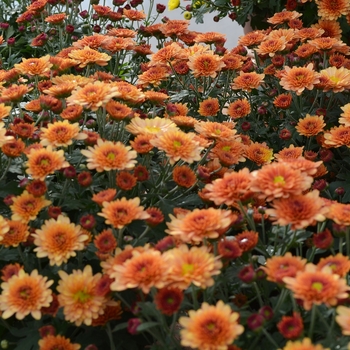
32,215,89,266
25,145,70,180
125,116,178,136
168,0,180,10
81,138,137,172
179,300,244,350
57,265,106,326
0,269,53,320
10,191,51,223
40,120,87,148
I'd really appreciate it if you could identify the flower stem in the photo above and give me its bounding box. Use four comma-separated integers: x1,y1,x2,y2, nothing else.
252,282,264,308
308,304,317,339
261,328,279,348
106,322,116,350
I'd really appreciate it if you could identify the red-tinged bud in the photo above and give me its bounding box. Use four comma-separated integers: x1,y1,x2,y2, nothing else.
241,121,251,131
247,313,265,331
127,318,142,335
279,128,291,140
39,325,56,338
259,306,274,321
319,148,333,162
156,4,166,13
312,179,327,191
238,265,255,283
77,171,93,187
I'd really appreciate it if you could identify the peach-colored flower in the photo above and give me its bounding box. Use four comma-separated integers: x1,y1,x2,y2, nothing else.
14,55,52,76
273,93,293,109
313,19,342,39
317,254,350,277
164,245,222,290
267,10,301,25
274,145,304,161
0,122,14,147
231,71,265,92
92,189,117,206
123,8,146,21
137,65,170,87
339,103,350,126
315,0,350,20
326,202,350,225
172,165,197,188
57,265,106,326
0,84,32,103
238,31,266,47
179,300,244,350
38,335,80,350
0,269,53,320
110,248,168,294
194,31,226,45
224,98,251,119
266,190,328,230
280,63,320,95
318,66,350,92
188,52,225,78
324,125,350,147
160,19,190,37
25,145,70,180
294,43,319,58
40,120,86,148
0,220,29,247
110,81,145,104
0,103,11,120
308,37,347,52
245,142,274,165
68,46,111,68
198,97,220,117
256,37,287,57
33,215,89,266
281,338,329,350
81,138,137,172
284,263,350,310
212,140,246,166
336,306,350,335
295,114,326,136
166,208,235,243
150,129,203,164
150,42,187,64
44,13,66,24
99,197,149,229
194,121,238,141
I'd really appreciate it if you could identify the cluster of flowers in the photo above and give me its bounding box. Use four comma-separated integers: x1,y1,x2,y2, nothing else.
1,0,350,349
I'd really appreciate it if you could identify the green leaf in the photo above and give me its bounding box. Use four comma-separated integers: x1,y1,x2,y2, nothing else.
112,322,128,332
136,321,159,332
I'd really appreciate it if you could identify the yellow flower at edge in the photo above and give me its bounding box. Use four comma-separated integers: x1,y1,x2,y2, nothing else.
168,0,180,10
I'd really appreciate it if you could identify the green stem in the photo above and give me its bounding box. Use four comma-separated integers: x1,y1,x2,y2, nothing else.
106,322,116,350
252,282,263,308
346,227,350,257
191,286,199,310
308,304,317,339
261,328,279,348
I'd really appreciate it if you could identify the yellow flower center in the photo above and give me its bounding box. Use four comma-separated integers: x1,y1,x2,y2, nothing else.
40,158,50,166
206,322,216,331
173,140,182,148
19,287,32,300
145,126,160,133
274,175,286,185
182,263,194,275
74,289,92,303
311,281,323,291
214,129,221,135
222,146,231,151
107,152,115,160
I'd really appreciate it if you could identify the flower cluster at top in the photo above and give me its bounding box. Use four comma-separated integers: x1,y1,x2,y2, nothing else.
1,0,350,349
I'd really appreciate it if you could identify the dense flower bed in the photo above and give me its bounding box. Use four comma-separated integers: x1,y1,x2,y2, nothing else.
1,0,350,349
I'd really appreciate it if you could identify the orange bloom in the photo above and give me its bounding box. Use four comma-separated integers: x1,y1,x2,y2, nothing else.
106,100,132,121
72,34,106,50
235,231,258,252
14,55,52,76
110,249,168,293
57,265,106,326
1,263,23,282
225,98,251,119
308,37,346,52
51,74,93,87
273,93,292,109
43,82,77,98
11,122,35,139
0,269,53,320
336,306,350,335
222,52,244,70
212,140,245,166
99,197,149,229
238,31,266,47
194,31,226,45
315,0,350,20
172,165,197,188
0,215,9,242
126,116,177,136
160,19,190,37
267,10,301,25
0,220,29,247
10,191,51,223
130,134,154,154
313,19,342,39
250,162,313,201
25,146,70,180
164,245,222,290
324,125,350,147
137,65,170,87
294,43,318,58
171,115,197,129
66,81,120,111
107,28,137,38
68,46,111,68
0,103,11,120
94,229,117,255
195,121,238,141
280,63,320,95
266,190,328,230
40,120,86,148
203,168,253,206
0,122,14,147
166,208,234,243
198,97,220,117
44,13,66,24
179,300,244,350
295,114,325,136
92,188,117,206
144,91,169,105
150,42,186,64
283,263,350,310
296,28,324,41
2,138,25,158
150,129,203,165
274,145,304,161
91,300,123,326
0,84,32,103
283,158,322,176
111,81,145,104
339,103,350,126
38,335,80,350
256,37,286,57
154,287,184,316
123,8,146,21
33,215,88,266
245,142,274,166
116,171,137,190
317,254,350,277
188,53,225,78
281,338,329,350
262,253,307,284
60,105,83,122
318,66,350,92
231,71,265,92
81,138,137,172
327,202,350,225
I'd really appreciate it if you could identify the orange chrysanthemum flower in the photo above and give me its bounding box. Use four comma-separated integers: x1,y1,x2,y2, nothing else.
81,138,137,172
266,190,328,230
160,19,190,37
150,129,203,165
0,220,29,247
10,191,51,223
109,249,168,294
267,10,301,25
137,65,170,87
284,263,350,310
40,120,86,148
99,197,149,229
212,140,245,166
318,66,350,92
92,188,117,206
150,42,186,64
295,114,326,137
166,208,234,243
2,138,25,158
296,27,324,41
60,105,83,122
194,31,226,45
68,46,111,68
0,103,11,120
0,215,10,243
313,19,342,39
327,202,350,225
274,145,304,161
0,122,14,147
194,121,238,141
107,28,137,38
172,165,197,188
280,63,320,95
294,43,318,58
0,269,53,320
111,81,145,104
222,52,244,70
245,142,274,165
0,84,32,103
188,53,225,78
336,306,350,335
154,287,183,316
130,134,154,154
315,0,350,20
57,265,106,326
238,31,266,47
105,100,132,121
11,122,35,139
14,55,52,76
179,300,244,350
339,103,350,126
126,116,177,136
101,37,135,53
308,37,346,52
273,93,292,109
116,171,137,190
256,37,286,57
25,145,70,180
44,12,66,24
225,98,251,119
164,245,222,290
123,8,146,21
198,97,220,117
262,253,307,284
235,231,259,252
231,71,265,92
33,215,89,266
317,254,350,277
250,162,313,201
67,81,120,111
38,335,80,350
204,168,253,206
281,338,329,350
324,125,350,147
